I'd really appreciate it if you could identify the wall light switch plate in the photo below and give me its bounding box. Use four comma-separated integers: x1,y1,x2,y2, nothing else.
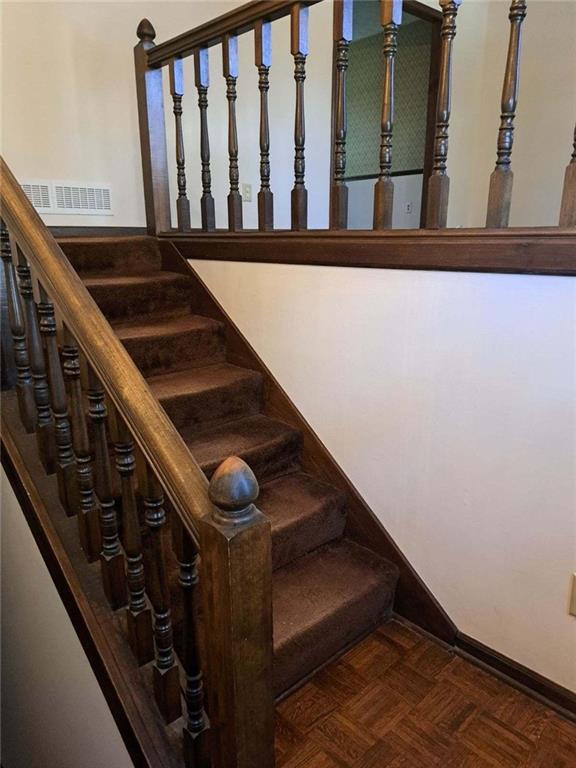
570,573,576,617
241,183,252,202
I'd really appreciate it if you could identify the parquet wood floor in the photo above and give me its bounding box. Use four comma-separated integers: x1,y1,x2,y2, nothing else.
275,620,576,768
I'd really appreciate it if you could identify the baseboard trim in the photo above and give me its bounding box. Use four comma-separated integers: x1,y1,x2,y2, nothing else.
50,226,147,237
455,632,576,721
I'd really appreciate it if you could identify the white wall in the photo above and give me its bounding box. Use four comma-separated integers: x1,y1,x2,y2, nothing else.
191,259,576,692
1,0,574,228
1,469,133,768
348,174,423,229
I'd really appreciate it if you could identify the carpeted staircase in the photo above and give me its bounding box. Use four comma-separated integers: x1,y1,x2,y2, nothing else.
59,235,399,696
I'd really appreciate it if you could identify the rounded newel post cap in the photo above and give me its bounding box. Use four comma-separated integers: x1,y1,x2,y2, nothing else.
209,457,259,523
137,18,156,42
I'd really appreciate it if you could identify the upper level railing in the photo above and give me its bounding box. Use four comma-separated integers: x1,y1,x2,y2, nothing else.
0,155,275,768
135,0,576,236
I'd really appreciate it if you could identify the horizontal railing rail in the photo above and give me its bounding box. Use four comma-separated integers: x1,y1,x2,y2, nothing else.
147,0,323,67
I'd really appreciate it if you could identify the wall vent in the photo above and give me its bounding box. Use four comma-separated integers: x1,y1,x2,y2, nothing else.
21,181,53,213
19,180,113,216
53,182,113,216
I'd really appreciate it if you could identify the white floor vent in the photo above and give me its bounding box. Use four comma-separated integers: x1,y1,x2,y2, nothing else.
20,180,113,216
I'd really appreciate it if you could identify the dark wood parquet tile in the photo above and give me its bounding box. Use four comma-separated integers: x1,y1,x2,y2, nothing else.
458,712,532,767
275,620,576,768
309,712,377,766
343,681,413,738
278,681,338,733
412,678,479,735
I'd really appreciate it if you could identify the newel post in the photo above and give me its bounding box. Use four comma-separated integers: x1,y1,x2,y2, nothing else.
200,457,274,768
134,19,171,235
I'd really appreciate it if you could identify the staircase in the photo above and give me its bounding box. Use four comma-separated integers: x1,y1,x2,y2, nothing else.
59,234,400,696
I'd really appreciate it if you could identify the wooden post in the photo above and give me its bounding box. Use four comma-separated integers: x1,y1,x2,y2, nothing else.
169,58,191,231
223,35,243,232
134,19,171,235
330,0,353,230
173,519,209,768
200,457,274,768
15,247,55,472
143,464,181,723
194,49,216,232
87,365,127,609
38,284,78,515
62,327,101,562
486,0,527,228
291,4,309,231
255,21,274,231
373,0,403,230
114,414,154,665
1,222,36,432
559,125,576,227
425,0,462,229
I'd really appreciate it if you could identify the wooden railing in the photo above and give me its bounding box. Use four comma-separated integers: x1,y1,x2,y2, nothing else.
136,0,576,235
0,155,275,768
135,0,576,234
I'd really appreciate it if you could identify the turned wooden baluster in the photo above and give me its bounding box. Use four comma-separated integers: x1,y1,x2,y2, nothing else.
255,21,274,231
425,0,462,229
114,414,154,665
143,464,181,723
1,223,35,432
194,48,216,232
62,328,101,562
173,519,209,767
330,0,353,230
16,248,55,472
87,365,127,609
37,284,78,514
373,0,403,230
559,125,576,227
486,0,527,228
223,35,243,231
169,58,191,231
291,4,309,231
201,457,274,768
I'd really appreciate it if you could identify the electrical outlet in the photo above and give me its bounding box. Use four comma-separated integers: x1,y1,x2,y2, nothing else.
405,202,413,214
570,573,576,617
241,183,252,202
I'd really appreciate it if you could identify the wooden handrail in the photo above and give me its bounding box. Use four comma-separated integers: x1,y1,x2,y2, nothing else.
0,156,212,544
147,0,323,68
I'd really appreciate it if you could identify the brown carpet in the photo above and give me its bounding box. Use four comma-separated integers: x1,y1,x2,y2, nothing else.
59,236,399,695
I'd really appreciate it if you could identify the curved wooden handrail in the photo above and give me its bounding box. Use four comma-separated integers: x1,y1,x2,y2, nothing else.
0,156,211,543
147,0,323,68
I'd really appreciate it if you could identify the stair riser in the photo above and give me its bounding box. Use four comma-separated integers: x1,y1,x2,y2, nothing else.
274,587,396,696
157,376,263,433
87,279,191,322
200,432,302,484
272,501,346,571
61,240,160,275
121,327,226,377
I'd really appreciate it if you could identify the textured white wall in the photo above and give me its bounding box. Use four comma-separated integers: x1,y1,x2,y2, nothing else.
1,469,133,768
191,259,576,692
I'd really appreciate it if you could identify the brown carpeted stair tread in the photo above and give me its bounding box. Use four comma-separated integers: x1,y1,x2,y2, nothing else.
60,236,160,275
183,414,302,481
83,270,193,322
259,473,347,570
147,363,263,431
272,538,399,694
114,314,226,376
